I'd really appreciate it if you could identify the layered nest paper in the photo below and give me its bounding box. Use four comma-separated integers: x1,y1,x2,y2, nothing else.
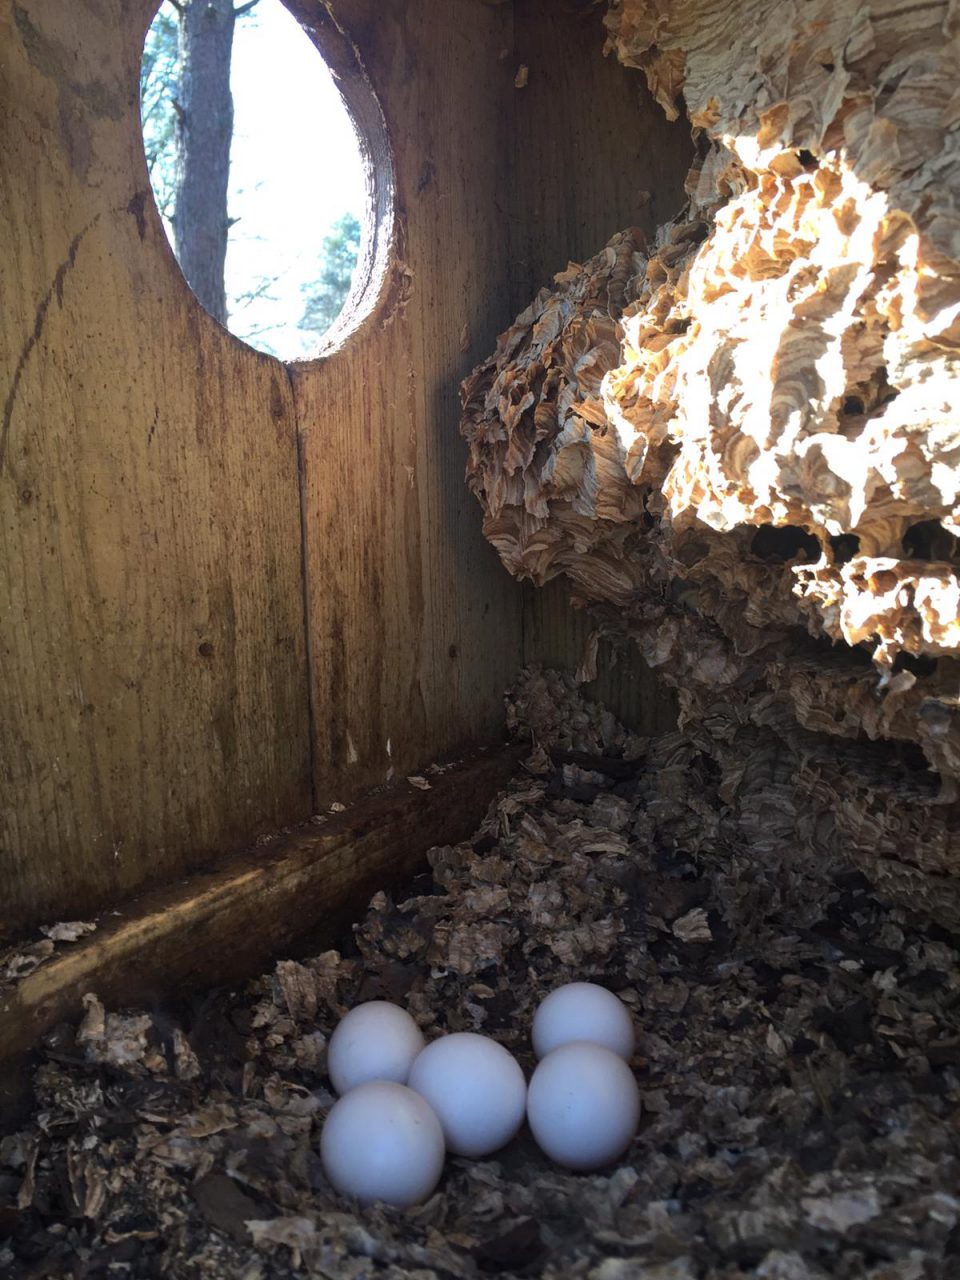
4,673,960,1278
461,0,960,919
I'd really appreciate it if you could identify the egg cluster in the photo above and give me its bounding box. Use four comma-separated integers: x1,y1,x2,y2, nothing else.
320,982,640,1208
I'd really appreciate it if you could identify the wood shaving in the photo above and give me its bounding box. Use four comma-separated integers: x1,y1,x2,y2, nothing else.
1,921,97,986
39,921,97,943
3,672,959,1277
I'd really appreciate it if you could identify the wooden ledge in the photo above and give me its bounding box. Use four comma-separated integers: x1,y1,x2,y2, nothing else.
0,747,521,1073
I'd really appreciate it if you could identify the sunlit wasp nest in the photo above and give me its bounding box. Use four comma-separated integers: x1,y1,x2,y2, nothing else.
462,0,960,915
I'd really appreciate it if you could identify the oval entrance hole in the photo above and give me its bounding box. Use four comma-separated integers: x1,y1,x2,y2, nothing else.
141,0,382,359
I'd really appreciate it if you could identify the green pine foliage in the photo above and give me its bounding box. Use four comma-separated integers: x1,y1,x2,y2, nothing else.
140,2,360,347
299,212,362,338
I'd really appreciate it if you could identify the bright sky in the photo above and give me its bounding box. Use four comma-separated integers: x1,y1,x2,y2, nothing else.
154,0,367,359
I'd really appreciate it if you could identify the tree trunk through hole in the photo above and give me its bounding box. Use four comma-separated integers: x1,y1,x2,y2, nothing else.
173,0,237,326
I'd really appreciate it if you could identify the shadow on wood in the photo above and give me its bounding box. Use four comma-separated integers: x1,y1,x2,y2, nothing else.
0,747,521,1089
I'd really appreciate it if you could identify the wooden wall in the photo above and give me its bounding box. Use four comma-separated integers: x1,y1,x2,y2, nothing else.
292,0,524,803
0,0,311,934
509,0,691,312
0,0,687,937
510,0,690,729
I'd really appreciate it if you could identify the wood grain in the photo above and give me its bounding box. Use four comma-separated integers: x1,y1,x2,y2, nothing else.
293,0,525,803
0,748,520,1071
509,0,692,311
0,0,311,932
509,0,690,731
522,580,678,735
0,0,687,939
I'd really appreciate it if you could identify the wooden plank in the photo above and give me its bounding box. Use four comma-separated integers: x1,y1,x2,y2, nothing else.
509,0,691,732
509,0,692,310
521,581,678,735
0,0,693,941
0,747,521,1068
293,0,525,805
0,0,311,931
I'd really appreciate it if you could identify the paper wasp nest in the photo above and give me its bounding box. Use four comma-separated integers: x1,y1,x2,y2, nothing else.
462,0,960,919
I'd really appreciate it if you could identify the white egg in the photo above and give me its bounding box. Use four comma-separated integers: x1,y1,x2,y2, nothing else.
526,1041,640,1171
407,1032,527,1158
327,1001,425,1095
320,1081,445,1207
532,982,635,1060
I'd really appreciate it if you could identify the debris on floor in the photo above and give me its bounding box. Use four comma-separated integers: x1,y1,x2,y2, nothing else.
2,670,959,1279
